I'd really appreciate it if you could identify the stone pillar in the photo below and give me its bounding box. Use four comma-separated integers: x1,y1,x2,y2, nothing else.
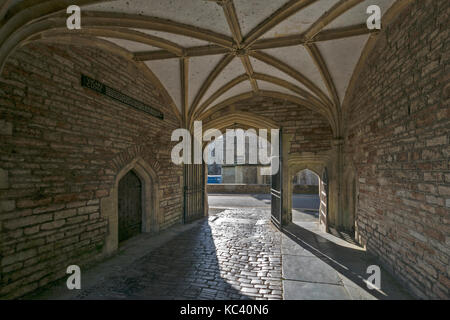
256,166,263,184
235,166,243,184
281,133,294,225
287,167,293,223
327,138,344,229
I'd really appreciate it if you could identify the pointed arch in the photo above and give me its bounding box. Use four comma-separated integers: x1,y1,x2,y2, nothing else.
101,157,160,255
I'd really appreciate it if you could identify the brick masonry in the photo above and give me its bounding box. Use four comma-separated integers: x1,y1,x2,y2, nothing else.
0,43,183,298
344,0,449,299
203,96,334,156
0,0,448,301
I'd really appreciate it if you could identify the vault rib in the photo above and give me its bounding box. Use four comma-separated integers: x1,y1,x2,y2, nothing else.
240,55,259,93
80,11,235,48
305,43,340,113
29,31,183,125
303,0,365,40
198,90,337,135
249,50,333,108
181,57,189,125
243,0,318,48
35,27,185,56
194,71,331,120
0,0,377,137
193,74,248,119
188,54,234,121
221,0,243,45
219,0,258,93
251,24,376,50
313,23,378,42
252,73,327,110
133,45,230,61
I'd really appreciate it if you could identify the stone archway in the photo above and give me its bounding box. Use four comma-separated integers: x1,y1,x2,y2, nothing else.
199,110,280,217
118,170,142,242
101,157,160,255
287,154,330,232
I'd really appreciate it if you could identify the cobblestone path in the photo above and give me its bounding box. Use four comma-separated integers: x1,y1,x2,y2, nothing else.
51,208,282,300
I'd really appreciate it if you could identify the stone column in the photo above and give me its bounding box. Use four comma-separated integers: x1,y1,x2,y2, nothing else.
281,133,294,225
327,138,344,229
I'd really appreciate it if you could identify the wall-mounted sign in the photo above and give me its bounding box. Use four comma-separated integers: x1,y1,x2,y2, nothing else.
81,74,164,120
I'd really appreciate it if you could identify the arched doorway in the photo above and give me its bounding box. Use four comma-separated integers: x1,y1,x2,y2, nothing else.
118,170,143,242
199,111,279,218
204,128,273,213
291,169,320,226
101,157,160,255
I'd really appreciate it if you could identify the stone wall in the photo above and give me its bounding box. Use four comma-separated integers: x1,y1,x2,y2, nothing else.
207,184,270,194
292,185,318,195
0,43,183,298
344,0,449,299
203,96,334,156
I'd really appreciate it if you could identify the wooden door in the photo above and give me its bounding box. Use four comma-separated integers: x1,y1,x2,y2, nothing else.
118,170,142,242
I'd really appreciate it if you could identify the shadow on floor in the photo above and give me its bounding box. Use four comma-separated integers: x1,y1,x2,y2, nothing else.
282,222,412,300
26,220,251,300
292,208,319,221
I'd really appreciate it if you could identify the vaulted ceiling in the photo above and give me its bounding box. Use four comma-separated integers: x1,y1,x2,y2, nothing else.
0,0,403,134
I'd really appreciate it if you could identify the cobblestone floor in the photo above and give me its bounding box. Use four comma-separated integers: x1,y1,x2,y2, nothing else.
33,208,282,300
30,194,411,300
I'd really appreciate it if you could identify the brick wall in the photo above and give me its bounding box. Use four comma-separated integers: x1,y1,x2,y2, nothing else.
344,0,449,299
203,96,334,155
0,43,183,298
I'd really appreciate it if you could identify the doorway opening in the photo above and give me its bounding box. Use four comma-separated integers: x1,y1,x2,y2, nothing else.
205,129,272,211
291,169,320,227
118,170,143,242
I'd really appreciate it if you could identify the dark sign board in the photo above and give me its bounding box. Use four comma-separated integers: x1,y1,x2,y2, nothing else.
81,74,164,120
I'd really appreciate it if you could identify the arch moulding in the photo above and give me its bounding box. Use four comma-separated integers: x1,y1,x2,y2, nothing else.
287,153,331,231
101,156,160,256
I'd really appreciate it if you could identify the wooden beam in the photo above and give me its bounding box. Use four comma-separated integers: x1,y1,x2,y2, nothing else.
303,0,364,40
243,0,318,47
188,54,234,119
